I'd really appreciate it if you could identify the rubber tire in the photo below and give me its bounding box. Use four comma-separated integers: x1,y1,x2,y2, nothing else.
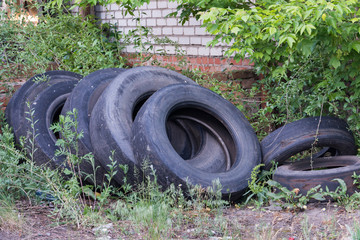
261,116,357,170
132,84,261,199
61,68,126,184
273,156,360,195
166,118,203,160
15,78,78,168
6,70,82,148
167,117,227,172
90,66,197,186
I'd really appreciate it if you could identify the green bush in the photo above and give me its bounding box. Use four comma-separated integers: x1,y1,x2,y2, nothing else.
175,0,360,142
0,4,126,84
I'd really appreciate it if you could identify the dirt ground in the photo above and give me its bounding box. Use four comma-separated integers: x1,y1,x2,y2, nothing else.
1,200,359,240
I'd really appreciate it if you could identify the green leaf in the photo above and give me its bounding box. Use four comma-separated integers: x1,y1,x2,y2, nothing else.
351,42,360,53
231,27,240,35
269,27,276,35
286,36,296,48
63,168,72,176
329,56,341,69
311,193,326,201
299,24,306,35
298,39,317,57
303,9,313,20
334,4,343,15
305,24,316,35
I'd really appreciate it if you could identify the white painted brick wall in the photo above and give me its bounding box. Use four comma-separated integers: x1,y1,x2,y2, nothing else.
173,27,183,35
163,27,173,35
94,0,229,57
184,27,195,35
190,37,201,45
152,10,161,18
158,1,167,8
156,18,166,26
147,19,156,26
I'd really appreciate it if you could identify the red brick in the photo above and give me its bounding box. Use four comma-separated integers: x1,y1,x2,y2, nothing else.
189,57,197,65
214,58,221,65
173,56,179,62
212,65,222,72
242,58,254,66
202,57,209,64
208,66,217,73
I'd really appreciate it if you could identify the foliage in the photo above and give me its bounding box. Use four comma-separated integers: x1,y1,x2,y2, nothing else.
50,109,121,227
243,164,327,209
47,0,149,16
0,124,50,202
109,165,229,238
26,14,125,75
173,0,360,141
168,0,249,24
243,169,360,211
325,177,360,211
0,3,126,88
266,180,326,209
243,164,276,208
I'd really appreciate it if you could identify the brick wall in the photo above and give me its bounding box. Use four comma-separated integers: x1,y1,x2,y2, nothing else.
94,0,253,72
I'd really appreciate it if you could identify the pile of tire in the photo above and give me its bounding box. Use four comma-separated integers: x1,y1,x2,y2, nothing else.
5,66,261,199
6,66,360,200
261,117,360,195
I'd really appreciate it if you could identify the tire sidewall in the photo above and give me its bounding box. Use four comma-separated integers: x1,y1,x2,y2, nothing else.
132,84,261,195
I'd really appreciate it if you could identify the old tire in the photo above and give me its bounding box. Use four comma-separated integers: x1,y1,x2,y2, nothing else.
15,77,79,167
167,117,227,173
261,116,357,170
273,156,360,195
166,118,203,160
6,70,82,149
89,66,197,185
132,84,261,199
61,68,126,184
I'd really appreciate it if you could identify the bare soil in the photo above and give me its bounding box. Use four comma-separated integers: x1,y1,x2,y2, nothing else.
1,200,359,239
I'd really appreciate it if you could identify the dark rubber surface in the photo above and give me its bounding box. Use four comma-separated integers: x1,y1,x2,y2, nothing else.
6,71,81,167
61,68,126,185
132,84,261,199
274,156,360,195
261,116,357,170
89,66,197,186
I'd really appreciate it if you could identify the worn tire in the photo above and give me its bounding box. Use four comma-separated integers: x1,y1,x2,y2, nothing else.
6,71,82,149
273,156,360,195
132,84,261,199
13,73,79,167
261,116,357,170
61,68,126,184
89,66,197,185
166,118,203,160
167,117,227,172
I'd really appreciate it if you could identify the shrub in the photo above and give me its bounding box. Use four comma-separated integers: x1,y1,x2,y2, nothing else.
0,3,126,85
175,0,360,142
